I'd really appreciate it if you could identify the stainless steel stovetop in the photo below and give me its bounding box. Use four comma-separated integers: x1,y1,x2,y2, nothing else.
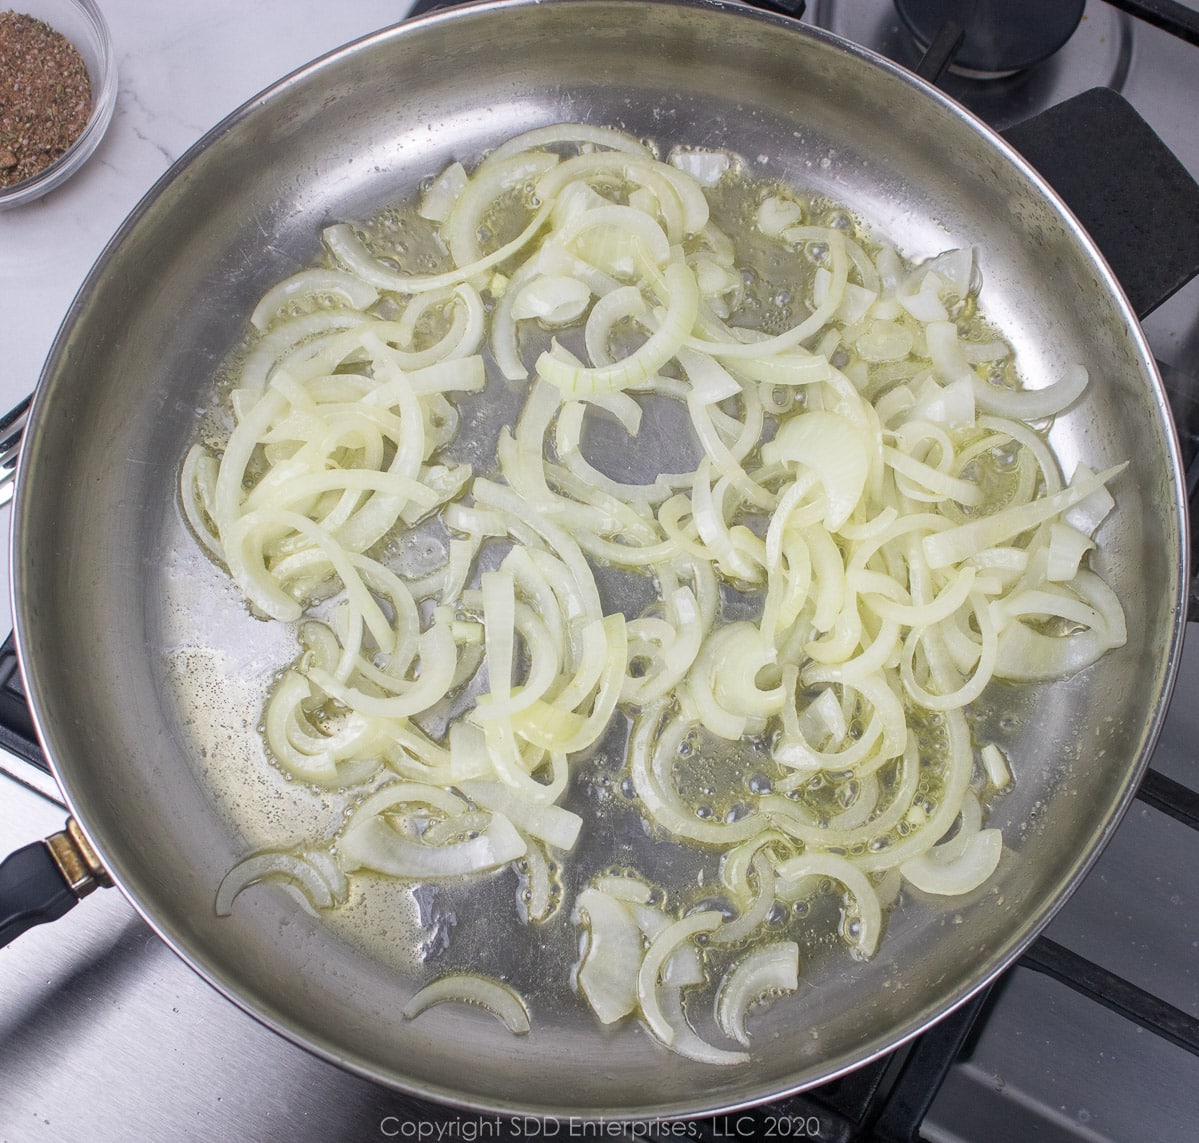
2,2,1197,1139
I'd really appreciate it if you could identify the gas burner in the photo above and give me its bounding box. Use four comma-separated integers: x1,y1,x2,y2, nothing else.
810,0,1133,131
895,0,1086,78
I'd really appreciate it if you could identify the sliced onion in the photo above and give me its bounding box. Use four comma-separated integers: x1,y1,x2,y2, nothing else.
974,363,1089,420
773,852,884,958
459,779,583,849
481,123,651,167
403,974,531,1035
180,443,223,559
714,941,800,1046
556,202,672,273
981,742,1013,790
419,160,468,223
197,121,1134,1068
264,670,384,785
337,810,527,879
653,985,750,1066
516,838,559,924
215,850,342,916
708,852,778,946
762,411,871,531
629,704,763,846
573,886,645,1024
922,463,1126,569
993,570,1126,681
901,828,1003,895
1063,462,1118,536
536,262,699,395
238,311,374,392
669,147,732,186
250,269,380,332
757,195,804,237
637,910,724,1048
511,274,592,324
1045,522,1096,582
324,198,553,295
349,781,469,822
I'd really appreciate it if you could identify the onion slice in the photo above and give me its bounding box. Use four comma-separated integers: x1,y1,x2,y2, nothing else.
403,974,532,1035
214,850,344,917
637,910,724,1048
573,887,646,1025
337,811,527,879
715,941,800,1046
901,828,1004,895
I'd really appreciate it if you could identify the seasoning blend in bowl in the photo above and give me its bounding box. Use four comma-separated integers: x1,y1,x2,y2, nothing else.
0,0,116,209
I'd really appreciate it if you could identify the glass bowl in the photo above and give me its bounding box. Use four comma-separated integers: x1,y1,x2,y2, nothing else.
0,0,117,210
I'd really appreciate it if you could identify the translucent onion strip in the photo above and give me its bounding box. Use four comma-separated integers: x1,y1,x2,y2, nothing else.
214,850,347,917
637,910,724,1048
714,941,800,1046
403,974,532,1035
337,811,527,879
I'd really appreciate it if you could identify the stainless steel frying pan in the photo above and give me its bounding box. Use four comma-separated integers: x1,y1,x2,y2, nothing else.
0,0,1189,1119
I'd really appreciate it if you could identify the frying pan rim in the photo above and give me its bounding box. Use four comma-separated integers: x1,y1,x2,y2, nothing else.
8,0,1189,1120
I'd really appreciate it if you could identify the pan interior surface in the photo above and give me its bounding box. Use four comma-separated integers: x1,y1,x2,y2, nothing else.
12,0,1184,1118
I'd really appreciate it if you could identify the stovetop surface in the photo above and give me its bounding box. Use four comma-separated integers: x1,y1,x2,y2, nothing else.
1,2,1197,1140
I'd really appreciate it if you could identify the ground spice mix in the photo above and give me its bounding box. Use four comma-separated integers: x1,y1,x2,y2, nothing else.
0,9,93,188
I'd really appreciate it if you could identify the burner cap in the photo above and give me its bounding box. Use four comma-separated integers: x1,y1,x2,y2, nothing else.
894,0,1086,76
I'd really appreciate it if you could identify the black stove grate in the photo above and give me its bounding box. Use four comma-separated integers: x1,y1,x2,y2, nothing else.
1105,0,1199,45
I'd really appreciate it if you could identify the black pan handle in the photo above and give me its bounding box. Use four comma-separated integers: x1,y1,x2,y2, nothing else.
1001,87,1199,323
0,820,110,947
0,840,79,945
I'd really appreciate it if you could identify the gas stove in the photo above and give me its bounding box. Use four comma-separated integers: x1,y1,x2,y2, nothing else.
1,2,1197,1139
